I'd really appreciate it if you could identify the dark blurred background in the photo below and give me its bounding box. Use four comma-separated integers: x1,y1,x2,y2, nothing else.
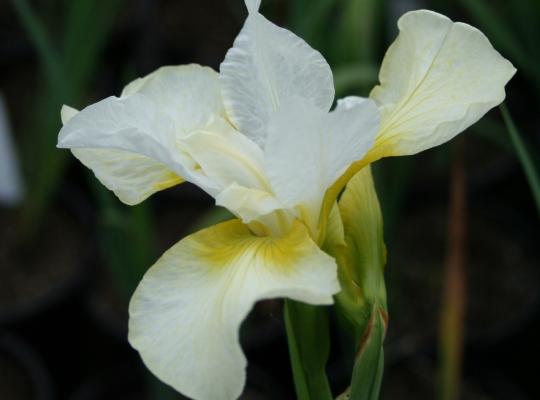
0,0,539,399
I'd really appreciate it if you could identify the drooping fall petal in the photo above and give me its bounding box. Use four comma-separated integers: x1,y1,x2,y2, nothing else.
128,219,340,400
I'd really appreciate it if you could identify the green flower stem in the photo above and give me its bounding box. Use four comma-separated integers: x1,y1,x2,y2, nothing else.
284,300,333,400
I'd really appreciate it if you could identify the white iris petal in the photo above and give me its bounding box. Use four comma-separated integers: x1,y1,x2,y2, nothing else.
264,96,380,234
58,65,227,203
220,2,334,148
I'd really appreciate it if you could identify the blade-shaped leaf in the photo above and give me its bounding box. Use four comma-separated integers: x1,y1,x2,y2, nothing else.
501,104,540,217
349,309,386,400
284,300,333,400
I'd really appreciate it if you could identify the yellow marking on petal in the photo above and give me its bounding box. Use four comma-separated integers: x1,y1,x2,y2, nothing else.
317,158,370,245
191,219,311,272
153,173,184,190
316,138,398,245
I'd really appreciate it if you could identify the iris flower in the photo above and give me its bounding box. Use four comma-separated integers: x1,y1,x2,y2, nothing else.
57,1,514,399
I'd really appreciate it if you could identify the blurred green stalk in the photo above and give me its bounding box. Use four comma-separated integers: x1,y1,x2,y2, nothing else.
439,139,467,400
335,0,382,65
288,0,334,46
10,0,66,96
11,0,123,239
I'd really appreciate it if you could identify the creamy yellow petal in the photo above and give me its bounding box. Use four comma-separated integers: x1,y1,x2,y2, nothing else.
128,219,339,400
72,148,183,205
317,10,516,239
369,10,516,159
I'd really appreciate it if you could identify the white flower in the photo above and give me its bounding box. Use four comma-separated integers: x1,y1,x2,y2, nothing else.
57,2,514,399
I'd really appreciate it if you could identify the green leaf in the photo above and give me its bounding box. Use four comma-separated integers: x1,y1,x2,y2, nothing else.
12,0,124,238
10,0,66,96
284,300,333,400
506,0,540,62
500,104,540,217
63,0,124,96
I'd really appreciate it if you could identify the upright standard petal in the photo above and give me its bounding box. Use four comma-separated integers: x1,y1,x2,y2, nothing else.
244,0,261,13
57,65,226,204
369,10,516,159
220,6,334,147
128,219,339,400
264,97,379,235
